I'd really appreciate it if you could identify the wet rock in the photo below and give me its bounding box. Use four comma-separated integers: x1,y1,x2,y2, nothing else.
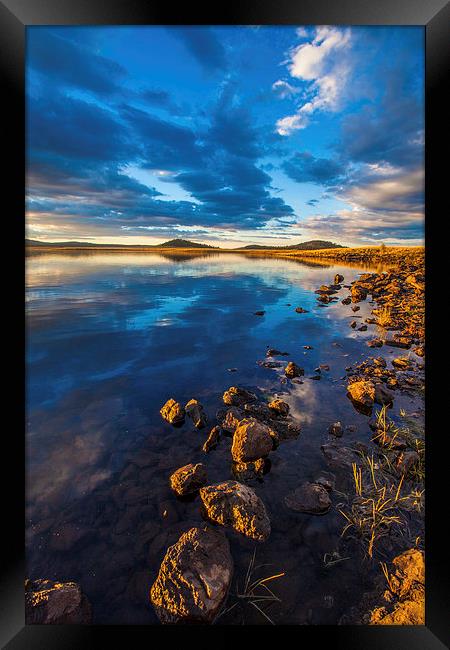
351,285,368,302
350,321,357,329
160,399,185,426
315,471,336,492
285,361,304,378
269,419,301,440
231,418,273,462
384,336,411,349
391,358,413,370
254,310,265,316
358,325,368,331
231,458,267,483
150,526,233,624
319,364,330,371
341,297,351,305
295,307,309,313
284,482,331,514
334,274,344,284
169,463,207,496
218,407,244,434
243,401,272,421
328,421,343,437
185,399,207,429
367,339,383,348
303,345,313,350
268,399,289,417
374,383,394,406
321,444,359,468
351,305,360,312
25,579,92,624
414,345,425,357
395,450,420,475
347,380,375,412
200,481,270,541
223,386,257,407
315,285,336,295
266,348,289,357
317,294,331,304
203,426,221,453
258,359,283,369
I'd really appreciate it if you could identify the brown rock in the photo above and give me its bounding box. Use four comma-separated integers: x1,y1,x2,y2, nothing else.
150,526,233,624
223,386,257,407
25,579,92,624
268,399,290,417
169,463,207,496
231,458,267,483
347,380,375,411
231,418,273,462
351,285,368,302
328,421,343,437
334,274,344,284
202,426,221,453
160,399,185,425
185,399,207,429
199,481,270,541
284,482,331,514
285,361,304,378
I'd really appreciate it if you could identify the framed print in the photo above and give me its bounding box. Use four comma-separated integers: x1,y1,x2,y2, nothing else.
1,0,449,647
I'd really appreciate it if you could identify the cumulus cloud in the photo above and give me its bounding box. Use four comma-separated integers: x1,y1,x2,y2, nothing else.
276,26,352,135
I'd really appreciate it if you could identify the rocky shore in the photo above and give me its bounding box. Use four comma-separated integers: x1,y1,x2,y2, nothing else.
26,247,425,626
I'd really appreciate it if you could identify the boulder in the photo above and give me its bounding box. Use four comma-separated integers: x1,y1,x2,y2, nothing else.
342,297,351,305
266,348,289,357
374,383,394,406
391,358,413,370
160,399,185,426
350,321,357,329
200,481,270,541
315,471,336,492
150,526,233,624
351,285,368,302
269,419,301,441
25,579,92,624
223,386,257,407
285,362,304,378
268,399,290,417
347,380,375,412
231,458,267,483
284,482,331,514
185,399,207,429
169,463,207,496
334,274,344,284
231,418,273,462
219,407,244,433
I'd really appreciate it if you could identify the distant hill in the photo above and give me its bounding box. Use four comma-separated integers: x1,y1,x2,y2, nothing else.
156,238,217,249
25,238,217,249
238,240,345,251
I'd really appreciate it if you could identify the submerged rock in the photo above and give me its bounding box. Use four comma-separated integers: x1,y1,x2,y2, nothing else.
185,399,207,429
25,579,92,624
321,443,359,469
266,348,289,357
203,426,221,453
284,482,331,514
169,463,207,496
374,383,394,406
160,399,185,426
285,361,304,378
315,471,336,492
223,386,257,407
200,480,270,541
328,421,343,437
231,417,273,462
150,526,233,624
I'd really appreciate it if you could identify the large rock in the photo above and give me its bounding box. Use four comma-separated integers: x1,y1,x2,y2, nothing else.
169,463,207,496
374,383,394,406
268,399,289,417
218,407,244,433
347,380,375,413
284,482,331,514
231,458,267,483
223,386,257,407
285,362,304,378
334,274,344,284
25,579,92,624
160,399,185,425
202,426,221,453
185,399,207,429
199,481,271,541
231,418,274,462
150,526,233,624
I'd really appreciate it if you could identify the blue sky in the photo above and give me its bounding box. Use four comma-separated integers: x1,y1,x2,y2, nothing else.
26,25,424,247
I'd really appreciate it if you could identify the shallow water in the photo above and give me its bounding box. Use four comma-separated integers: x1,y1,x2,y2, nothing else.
26,252,424,624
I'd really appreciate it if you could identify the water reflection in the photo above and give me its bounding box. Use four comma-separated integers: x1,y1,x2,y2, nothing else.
26,252,419,625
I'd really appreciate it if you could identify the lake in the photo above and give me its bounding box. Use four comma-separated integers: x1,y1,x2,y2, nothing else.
25,251,424,624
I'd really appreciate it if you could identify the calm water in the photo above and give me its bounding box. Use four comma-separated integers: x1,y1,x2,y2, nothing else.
25,252,423,624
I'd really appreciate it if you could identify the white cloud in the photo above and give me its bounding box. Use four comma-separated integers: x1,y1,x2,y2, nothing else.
271,79,300,99
276,27,352,135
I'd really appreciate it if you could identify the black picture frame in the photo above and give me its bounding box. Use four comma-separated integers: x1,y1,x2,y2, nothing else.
2,1,449,647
